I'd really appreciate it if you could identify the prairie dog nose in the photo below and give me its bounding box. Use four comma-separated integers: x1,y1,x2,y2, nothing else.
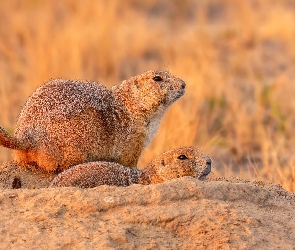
206,158,213,172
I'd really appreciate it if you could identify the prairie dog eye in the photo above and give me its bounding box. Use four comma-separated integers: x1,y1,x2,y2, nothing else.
153,76,163,82
177,154,188,160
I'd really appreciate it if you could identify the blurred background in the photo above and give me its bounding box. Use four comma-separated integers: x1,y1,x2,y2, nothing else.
0,0,295,191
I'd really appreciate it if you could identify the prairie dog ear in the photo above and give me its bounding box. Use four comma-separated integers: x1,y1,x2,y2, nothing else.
122,79,144,91
121,80,128,85
111,85,117,91
133,80,140,89
112,80,128,91
122,79,137,89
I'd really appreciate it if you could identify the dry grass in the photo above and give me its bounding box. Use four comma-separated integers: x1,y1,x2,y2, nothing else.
0,0,295,192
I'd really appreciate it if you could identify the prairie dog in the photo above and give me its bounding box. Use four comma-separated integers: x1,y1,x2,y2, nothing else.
0,70,185,172
49,147,212,188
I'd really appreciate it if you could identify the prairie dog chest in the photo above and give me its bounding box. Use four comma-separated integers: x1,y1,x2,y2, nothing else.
144,111,164,148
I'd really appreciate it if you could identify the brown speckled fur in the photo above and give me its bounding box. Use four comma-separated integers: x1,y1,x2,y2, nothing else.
0,70,185,172
49,147,212,188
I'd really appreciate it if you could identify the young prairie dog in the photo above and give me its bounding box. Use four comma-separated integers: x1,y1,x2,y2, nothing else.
0,70,185,172
49,147,212,188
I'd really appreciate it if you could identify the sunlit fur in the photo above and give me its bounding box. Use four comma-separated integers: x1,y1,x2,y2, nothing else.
0,70,185,172
49,147,212,188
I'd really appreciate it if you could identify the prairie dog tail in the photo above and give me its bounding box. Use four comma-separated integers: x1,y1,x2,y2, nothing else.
0,127,21,149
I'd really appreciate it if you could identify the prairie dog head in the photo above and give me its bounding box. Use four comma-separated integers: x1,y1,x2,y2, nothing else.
113,70,186,117
146,147,212,184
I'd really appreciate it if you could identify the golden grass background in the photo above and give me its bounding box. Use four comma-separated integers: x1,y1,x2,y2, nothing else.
0,0,295,191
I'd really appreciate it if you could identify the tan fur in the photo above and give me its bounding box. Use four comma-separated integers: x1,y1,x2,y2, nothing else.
0,70,185,172
0,161,56,189
49,147,212,188
141,147,212,184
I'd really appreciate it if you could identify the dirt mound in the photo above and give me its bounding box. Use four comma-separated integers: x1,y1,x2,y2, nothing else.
0,177,294,249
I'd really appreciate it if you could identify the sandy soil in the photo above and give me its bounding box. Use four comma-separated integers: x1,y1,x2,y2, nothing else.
0,174,294,249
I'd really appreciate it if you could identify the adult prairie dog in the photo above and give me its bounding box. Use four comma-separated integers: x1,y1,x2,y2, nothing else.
0,70,185,172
